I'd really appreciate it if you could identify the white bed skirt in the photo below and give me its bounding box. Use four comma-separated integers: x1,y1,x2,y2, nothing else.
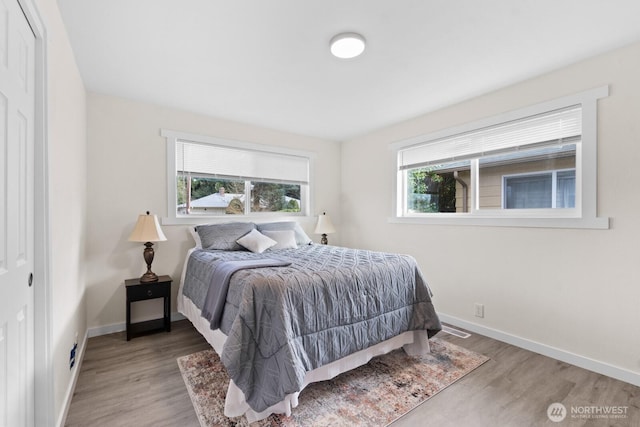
178,253,431,423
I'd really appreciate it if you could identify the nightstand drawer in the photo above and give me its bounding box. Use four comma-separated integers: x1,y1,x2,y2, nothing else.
127,282,170,301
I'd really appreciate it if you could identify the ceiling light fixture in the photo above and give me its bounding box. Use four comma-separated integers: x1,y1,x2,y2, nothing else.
330,32,366,59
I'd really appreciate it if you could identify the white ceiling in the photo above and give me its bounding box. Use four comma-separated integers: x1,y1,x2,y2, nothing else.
57,0,640,141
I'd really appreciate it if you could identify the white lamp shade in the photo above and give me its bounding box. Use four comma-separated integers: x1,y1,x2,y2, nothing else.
128,212,167,242
314,213,336,235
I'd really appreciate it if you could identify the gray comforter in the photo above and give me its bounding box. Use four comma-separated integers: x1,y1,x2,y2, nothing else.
182,244,441,412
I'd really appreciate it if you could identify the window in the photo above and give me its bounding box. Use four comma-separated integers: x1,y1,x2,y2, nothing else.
504,169,575,209
391,86,609,229
163,130,311,222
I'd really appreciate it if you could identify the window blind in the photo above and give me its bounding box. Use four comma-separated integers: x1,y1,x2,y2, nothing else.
176,140,309,184
399,105,582,170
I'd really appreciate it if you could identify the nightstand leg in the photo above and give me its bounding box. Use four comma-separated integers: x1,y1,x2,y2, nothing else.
164,294,171,332
126,296,131,341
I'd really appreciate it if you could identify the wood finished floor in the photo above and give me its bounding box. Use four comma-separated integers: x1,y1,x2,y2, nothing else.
65,320,639,427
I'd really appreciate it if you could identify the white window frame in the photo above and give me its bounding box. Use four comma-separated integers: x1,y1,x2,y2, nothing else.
162,129,314,224
390,86,610,229
502,168,576,209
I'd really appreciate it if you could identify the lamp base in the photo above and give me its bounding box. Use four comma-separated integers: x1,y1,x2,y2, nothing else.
140,271,159,283
321,233,328,245
140,242,159,282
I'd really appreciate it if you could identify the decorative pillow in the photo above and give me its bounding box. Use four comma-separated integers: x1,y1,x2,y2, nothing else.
236,229,277,253
262,230,297,250
256,221,312,246
195,222,256,251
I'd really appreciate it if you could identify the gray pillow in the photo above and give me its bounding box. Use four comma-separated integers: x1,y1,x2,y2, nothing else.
195,222,255,251
256,221,312,246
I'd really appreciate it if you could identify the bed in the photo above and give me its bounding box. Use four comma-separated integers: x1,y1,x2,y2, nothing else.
177,221,441,423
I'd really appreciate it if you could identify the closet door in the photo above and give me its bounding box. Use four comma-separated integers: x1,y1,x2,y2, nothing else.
0,0,36,425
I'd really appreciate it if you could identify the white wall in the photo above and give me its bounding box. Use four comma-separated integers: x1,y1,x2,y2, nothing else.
85,93,341,329
35,0,87,423
341,42,640,383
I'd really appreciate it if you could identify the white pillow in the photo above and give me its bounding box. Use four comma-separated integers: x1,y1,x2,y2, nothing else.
262,230,297,250
236,229,277,253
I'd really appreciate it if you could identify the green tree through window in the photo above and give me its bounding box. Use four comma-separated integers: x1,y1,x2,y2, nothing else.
408,168,456,213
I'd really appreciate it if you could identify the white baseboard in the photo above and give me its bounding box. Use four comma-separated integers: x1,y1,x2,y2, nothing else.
172,312,186,322
438,313,640,388
57,329,88,427
87,322,124,338
87,312,186,338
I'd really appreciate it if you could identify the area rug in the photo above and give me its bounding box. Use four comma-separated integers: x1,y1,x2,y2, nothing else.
177,337,488,426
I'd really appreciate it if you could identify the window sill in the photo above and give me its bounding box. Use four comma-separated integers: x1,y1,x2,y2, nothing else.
388,215,610,229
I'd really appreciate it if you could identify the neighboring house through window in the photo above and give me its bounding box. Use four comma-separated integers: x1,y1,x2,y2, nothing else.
504,169,575,209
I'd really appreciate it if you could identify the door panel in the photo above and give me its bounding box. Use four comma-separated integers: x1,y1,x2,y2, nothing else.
0,0,35,425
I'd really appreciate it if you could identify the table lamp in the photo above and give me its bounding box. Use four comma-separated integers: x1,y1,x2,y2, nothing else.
314,212,336,245
128,211,167,282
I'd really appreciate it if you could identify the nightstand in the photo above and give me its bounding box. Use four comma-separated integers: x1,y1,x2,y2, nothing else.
125,275,172,341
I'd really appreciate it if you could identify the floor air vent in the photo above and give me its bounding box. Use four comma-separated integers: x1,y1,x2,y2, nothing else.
441,325,471,339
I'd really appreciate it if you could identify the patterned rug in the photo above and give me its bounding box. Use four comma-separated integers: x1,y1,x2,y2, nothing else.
177,337,488,426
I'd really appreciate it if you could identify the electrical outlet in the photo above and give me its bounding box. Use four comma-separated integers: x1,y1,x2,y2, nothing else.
69,342,77,370
474,303,484,318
